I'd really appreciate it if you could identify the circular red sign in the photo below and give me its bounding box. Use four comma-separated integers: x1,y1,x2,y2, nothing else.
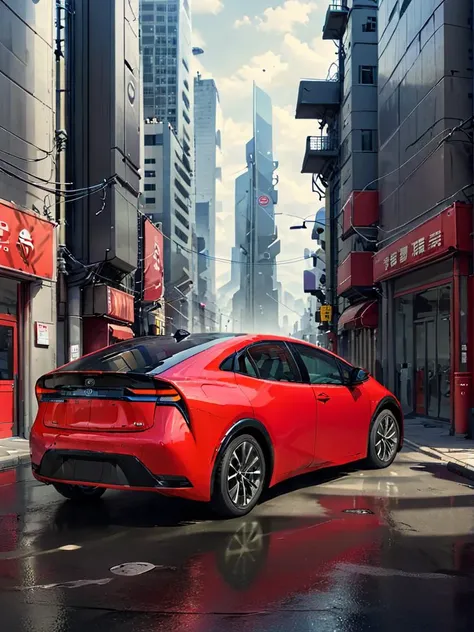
258,195,270,207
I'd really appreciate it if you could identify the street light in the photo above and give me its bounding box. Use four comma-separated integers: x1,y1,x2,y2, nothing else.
289,220,324,233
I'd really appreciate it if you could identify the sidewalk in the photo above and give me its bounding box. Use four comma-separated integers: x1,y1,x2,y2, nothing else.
0,437,30,472
404,417,474,480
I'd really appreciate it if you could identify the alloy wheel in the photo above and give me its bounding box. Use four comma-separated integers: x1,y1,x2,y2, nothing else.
375,413,399,462
227,441,263,508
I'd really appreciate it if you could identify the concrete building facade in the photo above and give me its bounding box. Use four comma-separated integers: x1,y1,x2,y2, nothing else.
194,75,223,330
0,0,57,437
142,120,193,330
297,0,474,432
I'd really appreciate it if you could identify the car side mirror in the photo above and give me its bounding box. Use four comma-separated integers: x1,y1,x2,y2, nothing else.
348,367,369,386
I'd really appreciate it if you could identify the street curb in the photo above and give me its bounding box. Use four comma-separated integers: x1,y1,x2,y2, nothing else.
447,461,474,482
404,438,474,482
0,453,30,473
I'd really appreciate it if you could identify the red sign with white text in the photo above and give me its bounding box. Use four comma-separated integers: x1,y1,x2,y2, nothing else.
373,203,472,282
0,200,55,280
143,218,164,302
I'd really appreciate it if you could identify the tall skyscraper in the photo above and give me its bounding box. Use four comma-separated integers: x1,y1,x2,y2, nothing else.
140,0,193,146
140,0,195,331
232,85,280,333
194,74,223,321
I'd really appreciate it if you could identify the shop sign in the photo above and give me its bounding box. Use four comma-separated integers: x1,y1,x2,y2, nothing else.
35,322,50,347
373,203,472,282
320,305,332,322
106,286,134,323
143,219,164,302
0,201,55,280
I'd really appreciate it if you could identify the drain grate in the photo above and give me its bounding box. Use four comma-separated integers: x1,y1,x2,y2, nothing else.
342,509,374,515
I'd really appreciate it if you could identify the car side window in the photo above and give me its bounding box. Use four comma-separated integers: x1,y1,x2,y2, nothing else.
247,343,300,383
292,344,343,385
236,352,258,378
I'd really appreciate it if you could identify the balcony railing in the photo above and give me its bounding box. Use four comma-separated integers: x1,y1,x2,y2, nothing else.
301,135,338,175
308,135,337,152
323,1,349,40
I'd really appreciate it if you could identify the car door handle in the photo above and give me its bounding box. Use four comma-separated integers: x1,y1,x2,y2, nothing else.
316,393,330,403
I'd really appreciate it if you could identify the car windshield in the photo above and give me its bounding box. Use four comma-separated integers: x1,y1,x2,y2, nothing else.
60,335,239,375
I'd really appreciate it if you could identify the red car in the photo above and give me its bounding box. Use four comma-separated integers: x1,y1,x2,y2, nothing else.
30,332,403,517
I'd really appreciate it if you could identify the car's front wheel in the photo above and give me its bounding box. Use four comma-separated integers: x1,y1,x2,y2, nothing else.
366,409,400,469
53,483,106,502
212,434,266,518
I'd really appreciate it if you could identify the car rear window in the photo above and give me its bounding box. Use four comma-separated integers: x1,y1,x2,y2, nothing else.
61,335,239,375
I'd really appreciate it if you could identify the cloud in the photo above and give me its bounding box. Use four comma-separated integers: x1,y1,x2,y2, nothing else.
192,0,223,15
219,50,289,97
192,29,206,48
282,33,335,78
234,15,252,29
256,1,317,33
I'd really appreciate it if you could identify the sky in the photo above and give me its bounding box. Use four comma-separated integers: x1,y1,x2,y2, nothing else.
192,0,336,301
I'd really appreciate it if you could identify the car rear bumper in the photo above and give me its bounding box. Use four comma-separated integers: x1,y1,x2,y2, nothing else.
33,449,193,490
30,408,214,501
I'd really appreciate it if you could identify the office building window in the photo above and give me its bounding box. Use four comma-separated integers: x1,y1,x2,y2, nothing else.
362,16,377,32
145,134,163,146
359,65,376,84
145,170,156,178
361,130,374,151
145,197,156,204
144,158,156,164
144,184,156,192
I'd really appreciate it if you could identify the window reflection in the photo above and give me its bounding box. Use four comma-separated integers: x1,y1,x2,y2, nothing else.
395,285,451,420
414,289,437,320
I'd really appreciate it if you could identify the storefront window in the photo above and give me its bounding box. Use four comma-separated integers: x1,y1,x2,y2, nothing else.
414,288,437,320
396,284,451,420
438,286,451,419
395,295,413,414
0,278,18,316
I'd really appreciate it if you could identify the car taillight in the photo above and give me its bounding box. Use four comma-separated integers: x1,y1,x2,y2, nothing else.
125,386,181,403
35,384,57,403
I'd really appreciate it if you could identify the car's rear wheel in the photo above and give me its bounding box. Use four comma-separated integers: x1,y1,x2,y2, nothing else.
212,434,266,518
53,483,106,501
366,409,400,469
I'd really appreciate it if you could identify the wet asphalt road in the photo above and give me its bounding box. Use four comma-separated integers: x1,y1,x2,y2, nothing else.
1,447,474,632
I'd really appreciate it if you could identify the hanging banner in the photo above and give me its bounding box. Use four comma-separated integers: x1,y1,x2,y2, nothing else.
143,218,164,302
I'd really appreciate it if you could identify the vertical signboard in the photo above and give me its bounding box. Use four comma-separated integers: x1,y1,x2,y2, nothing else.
143,218,164,302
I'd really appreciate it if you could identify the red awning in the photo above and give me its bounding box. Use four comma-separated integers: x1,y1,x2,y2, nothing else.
109,324,134,341
338,301,378,332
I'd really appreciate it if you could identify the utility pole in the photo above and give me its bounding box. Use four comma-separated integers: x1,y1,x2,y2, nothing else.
55,2,69,365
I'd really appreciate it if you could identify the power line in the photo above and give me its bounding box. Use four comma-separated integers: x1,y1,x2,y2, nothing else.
376,182,474,247
351,116,474,244
0,164,116,197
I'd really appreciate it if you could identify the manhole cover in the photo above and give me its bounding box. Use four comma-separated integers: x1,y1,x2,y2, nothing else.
342,509,374,515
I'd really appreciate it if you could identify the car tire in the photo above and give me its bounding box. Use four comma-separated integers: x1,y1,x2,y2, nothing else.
53,483,106,502
366,409,400,469
212,434,266,518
